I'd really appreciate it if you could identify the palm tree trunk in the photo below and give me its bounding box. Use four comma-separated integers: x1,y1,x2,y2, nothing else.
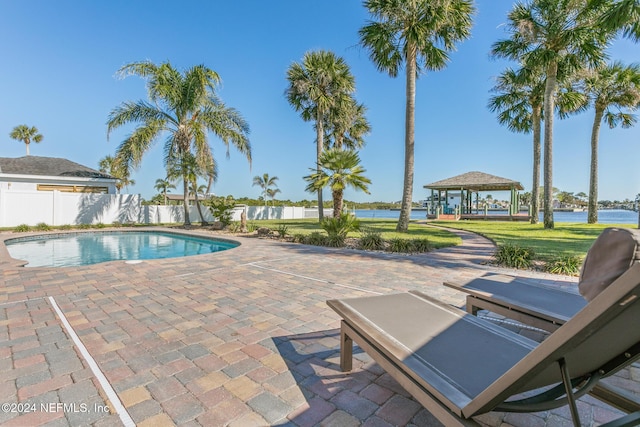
163,190,168,206
543,61,558,229
531,105,542,224
588,107,604,224
183,179,191,226
316,109,325,221
194,191,208,225
25,142,30,156
397,47,417,233
333,189,343,218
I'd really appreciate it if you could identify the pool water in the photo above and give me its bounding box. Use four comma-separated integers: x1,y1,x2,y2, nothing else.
5,231,238,267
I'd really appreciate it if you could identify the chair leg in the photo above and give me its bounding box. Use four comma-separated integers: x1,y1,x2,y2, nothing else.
559,358,582,427
340,321,353,372
466,296,479,316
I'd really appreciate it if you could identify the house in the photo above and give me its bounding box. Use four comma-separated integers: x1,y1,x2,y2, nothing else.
0,156,117,194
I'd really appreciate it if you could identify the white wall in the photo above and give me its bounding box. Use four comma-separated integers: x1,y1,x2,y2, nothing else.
0,190,141,227
0,173,117,194
0,190,322,227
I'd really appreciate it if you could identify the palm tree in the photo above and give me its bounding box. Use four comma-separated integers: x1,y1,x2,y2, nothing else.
359,0,474,232
324,96,371,150
107,60,250,226
10,125,43,156
154,178,176,205
166,152,213,225
488,66,586,223
98,155,135,193
488,67,544,224
580,62,640,223
252,173,280,206
265,188,282,206
599,0,640,41
304,148,371,218
492,0,613,228
286,50,355,221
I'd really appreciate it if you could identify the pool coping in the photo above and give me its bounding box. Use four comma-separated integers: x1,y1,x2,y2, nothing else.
0,226,242,269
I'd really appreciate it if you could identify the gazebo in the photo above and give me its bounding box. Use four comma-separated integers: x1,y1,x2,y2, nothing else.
423,171,525,219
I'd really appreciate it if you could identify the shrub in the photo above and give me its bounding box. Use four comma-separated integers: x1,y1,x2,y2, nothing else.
247,222,258,233
546,255,582,276
77,223,92,229
326,234,345,248
292,233,306,243
94,222,106,229
276,224,289,239
34,222,51,231
321,214,360,240
14,224,30,232
203,196,236,226
494,244,535,269
228,221,242,233
389,238,412,253
111,221,122,228
305,232,328,246
358,227,385,250
410,238,432,253
59,224,73,230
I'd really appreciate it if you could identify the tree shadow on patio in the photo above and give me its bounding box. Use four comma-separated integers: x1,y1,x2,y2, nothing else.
263,329,436,426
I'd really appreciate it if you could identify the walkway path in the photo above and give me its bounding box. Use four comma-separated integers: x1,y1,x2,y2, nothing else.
0,227,634,427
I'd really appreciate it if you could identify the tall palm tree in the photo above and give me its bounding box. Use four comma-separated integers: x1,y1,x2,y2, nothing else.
359,0,474,232
252,173,280,206
488,66,586,223
107,60,250,225
154,178,176,205
286,50,355,221
166,152,213,225
304,148,371,218
98,155,135,193
598,0,640,41
323,96,371,150
492,0,613,228
488,68,544,224
580,61,640,223
10,125,43,156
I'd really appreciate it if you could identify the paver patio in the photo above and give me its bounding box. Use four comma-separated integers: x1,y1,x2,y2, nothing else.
0,226,638,426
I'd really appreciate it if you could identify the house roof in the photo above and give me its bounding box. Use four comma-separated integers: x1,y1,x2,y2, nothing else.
424,171,524,191
0,156,114,180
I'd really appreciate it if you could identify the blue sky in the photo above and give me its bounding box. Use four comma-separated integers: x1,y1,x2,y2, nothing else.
2,1,638,203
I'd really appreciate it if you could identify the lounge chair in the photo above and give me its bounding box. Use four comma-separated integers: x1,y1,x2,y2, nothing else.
444,227,640,333
326,230,640,426
444,274,586,332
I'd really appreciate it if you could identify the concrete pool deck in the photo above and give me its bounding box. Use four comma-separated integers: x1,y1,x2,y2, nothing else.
0,227,637,426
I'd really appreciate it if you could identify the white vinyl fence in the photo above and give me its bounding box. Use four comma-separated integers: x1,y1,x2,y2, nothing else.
0,189,326,227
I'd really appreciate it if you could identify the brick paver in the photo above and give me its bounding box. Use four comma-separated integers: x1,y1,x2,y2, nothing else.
1,226,636,426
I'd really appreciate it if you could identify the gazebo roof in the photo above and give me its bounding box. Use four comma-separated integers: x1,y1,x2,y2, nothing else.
424,171,524,191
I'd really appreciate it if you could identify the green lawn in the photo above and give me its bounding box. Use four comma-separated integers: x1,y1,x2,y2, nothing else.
250,218,461,249
430,220,637,261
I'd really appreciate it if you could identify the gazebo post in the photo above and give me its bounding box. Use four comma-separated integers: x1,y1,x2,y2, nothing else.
430,189,434,216
475,192,479,215
445,190,449,213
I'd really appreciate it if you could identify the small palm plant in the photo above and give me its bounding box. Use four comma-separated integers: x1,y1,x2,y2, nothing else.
304,148,371,218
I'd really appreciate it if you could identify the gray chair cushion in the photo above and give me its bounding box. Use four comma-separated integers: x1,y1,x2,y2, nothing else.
579,228,640,301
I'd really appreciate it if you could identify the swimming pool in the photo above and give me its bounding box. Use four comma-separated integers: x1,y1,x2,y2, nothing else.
4,230,239,267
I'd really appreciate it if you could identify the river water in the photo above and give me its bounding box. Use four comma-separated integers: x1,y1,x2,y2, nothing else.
353,209,639,225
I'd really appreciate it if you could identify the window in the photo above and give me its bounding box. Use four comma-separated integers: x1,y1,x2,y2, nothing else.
37,184,108,193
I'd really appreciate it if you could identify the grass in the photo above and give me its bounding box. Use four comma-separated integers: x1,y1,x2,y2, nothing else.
430,220,636,262
252,218,461,249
